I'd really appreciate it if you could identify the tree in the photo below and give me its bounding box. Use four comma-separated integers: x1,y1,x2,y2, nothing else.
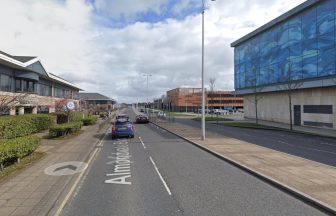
55,93,78,123
245,67,264,124
0,93,30,115
277,63,303,131
209,78,216,117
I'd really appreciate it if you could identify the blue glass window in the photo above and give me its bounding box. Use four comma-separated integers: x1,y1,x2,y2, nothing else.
302,53,318,79
269,63,280,83
289,57,303,80
302,8,317,40
318,47,335,76
317,0,335,35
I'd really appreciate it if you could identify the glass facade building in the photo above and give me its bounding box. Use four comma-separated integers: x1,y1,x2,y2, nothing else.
234,0,336,90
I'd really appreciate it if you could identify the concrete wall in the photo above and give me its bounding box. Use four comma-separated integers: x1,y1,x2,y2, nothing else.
244,87,336,129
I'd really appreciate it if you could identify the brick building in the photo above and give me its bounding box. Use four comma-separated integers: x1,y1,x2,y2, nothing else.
78,92,115,112
166,88,243,112
0,50,82,115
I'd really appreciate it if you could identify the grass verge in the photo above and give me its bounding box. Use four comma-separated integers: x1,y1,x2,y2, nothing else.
0,152,46,181
220,122,286,130
192,117,233,122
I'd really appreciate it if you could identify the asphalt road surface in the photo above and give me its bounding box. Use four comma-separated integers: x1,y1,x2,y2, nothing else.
174,117,336,167
61,108,326,216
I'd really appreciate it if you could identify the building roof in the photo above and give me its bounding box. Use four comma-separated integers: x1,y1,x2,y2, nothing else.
0,49,82,90
0,50,37,63
79,92,114,101
231,0,319,47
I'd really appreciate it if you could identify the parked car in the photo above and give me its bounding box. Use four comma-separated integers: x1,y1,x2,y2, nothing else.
157,111,166,117
214,109,229,115
136,115,149,124
140,109,145,113
112,118,135,139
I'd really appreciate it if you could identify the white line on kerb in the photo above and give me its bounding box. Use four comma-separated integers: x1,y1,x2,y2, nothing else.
139,137,146,149
149,156,172,196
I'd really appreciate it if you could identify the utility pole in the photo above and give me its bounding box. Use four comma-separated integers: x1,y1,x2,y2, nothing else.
143,74,152,114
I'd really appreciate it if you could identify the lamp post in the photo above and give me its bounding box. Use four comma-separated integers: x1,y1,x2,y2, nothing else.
201,0,215,140
143,74,152,114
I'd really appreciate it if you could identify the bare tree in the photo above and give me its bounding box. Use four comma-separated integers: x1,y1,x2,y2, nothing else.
209,78,216,116
277,63,303,131
0,93,30,115
245,67,264,124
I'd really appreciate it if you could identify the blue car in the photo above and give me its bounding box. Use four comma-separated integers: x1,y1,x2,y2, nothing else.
112,119,135,139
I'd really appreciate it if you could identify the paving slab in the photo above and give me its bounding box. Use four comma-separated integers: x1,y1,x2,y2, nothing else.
0,118,110,216
154,120,336,214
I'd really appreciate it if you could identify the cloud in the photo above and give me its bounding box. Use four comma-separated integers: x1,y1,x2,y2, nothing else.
93,0,169,20
0,0,306,103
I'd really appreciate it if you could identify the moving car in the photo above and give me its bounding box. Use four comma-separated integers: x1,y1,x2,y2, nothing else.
112,118,134,139
136,115,149,124
116,114,129,121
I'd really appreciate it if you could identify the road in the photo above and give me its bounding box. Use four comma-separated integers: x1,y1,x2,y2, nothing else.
61,108,326,216
174,117,336,167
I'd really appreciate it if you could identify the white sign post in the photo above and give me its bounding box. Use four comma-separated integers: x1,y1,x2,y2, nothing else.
67,101,75,110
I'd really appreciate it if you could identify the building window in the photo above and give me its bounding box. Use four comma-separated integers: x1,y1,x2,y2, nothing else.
0,74,12,92
55,87,64,98
303,105,333,114
38,83,52,96
15,79,21,92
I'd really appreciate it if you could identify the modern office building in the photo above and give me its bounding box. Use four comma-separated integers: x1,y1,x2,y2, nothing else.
78,92,115,112
166,88,243,112
0,50,82,115
231,0,336,129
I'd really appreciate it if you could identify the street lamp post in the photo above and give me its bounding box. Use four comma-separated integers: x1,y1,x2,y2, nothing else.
143,74,152,114
201,0,215,140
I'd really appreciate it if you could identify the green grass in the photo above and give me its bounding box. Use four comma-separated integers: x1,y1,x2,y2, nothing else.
192,116,233,122
0,152,46,181
220,122,285,130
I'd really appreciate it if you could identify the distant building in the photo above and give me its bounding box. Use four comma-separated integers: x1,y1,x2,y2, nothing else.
0,50,82,115
78,92,115,112
231,0,336,129
166,88,243,112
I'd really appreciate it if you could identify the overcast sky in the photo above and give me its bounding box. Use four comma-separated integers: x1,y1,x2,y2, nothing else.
0,0,306,103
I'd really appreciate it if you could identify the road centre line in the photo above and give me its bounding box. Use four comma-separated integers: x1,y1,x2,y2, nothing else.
149,156,172,196
139,137,146,149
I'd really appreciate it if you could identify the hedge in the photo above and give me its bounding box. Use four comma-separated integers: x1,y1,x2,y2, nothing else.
0,135,40,169
70,112,89,122
82,116,98,126
49,122,82,138
0,114,55,139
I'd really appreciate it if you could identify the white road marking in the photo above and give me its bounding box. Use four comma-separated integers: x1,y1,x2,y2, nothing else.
320,142,336,147
105,140,132,185
149,156,172,196
278,140,291,145
55,131,107,216
139,137,146,149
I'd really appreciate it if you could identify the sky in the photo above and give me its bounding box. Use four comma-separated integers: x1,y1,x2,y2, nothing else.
0,0,306,103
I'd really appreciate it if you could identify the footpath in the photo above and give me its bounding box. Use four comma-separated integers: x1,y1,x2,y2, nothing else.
151,118,336,214
0,119,110,216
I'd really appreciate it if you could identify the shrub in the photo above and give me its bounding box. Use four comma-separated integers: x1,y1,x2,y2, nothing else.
0,114,55,139
49,122,82,138
70,112,89,122
0,135,40,168
82,116,98,126
99,112,108,118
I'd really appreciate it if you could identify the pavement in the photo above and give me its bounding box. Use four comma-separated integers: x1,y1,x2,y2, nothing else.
61,108,326,216
150,116,336,214
0,117,111,216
